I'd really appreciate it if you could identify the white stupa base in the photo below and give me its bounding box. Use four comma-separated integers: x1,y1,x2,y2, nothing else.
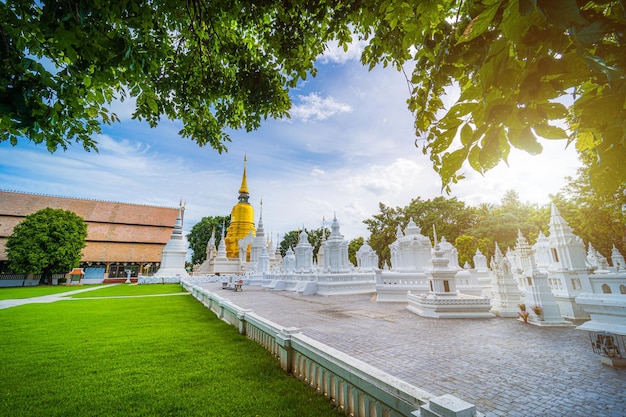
138,276,183,284
153,268,188,278
374,286,426,302
526,314,575,327
258,272,376,296
375,271,429,302
490,307,521,318
407,293,494,319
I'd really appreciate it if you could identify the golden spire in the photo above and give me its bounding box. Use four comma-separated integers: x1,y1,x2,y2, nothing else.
238,154,249,195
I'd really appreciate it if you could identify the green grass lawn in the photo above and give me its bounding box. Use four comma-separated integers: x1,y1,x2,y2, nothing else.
69,283,185,298
0,286,344,417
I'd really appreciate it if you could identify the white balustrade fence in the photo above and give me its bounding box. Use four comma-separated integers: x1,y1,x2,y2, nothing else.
181,279,482,417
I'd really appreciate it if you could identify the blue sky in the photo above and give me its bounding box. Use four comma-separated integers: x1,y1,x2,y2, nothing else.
0,43,582,242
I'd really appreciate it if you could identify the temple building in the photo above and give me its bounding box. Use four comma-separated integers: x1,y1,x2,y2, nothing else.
224,156,256,260
0,190,179,283
200,157,264,275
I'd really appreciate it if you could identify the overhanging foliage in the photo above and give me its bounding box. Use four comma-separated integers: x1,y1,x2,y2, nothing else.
2,1,624,194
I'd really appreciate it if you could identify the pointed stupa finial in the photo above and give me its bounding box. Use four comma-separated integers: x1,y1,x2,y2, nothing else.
433,224,438,247
176,201,184,225
551,202,560,216
494,242,504,260
239,154,249,195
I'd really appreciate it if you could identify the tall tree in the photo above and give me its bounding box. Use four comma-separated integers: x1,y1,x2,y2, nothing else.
468,190,547,250
279,227,329,261
4,1,624,195
364,197,476,268
348,237,364,266
363,203,403,268
404,196,476,242
279,230,301,259
455,235,477,268
6,208,87,284
551,158,626,258
308,227,331,262
187,215,230,265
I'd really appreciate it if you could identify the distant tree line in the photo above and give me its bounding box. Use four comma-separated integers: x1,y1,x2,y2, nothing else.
188,161,625,269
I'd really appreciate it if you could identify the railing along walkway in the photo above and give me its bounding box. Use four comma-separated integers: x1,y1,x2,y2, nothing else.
181,279,482,417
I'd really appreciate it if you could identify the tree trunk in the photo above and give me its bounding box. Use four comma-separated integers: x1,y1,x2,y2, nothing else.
41,268,52,285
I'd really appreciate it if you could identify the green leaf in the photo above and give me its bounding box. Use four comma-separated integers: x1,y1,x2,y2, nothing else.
585,55,624,82
446,102,475,119
487,103,514,123
574,20,611,45
430,128,457,154
442,147,470,178
146,96,158,113
437,116,462,130
536,102,568,120
458,1,501,44
536,0,588,28
460,124,474,146
468,145,483,173
519,0,536,16
533,123,568,139
510,126,543,154
479,126,507,170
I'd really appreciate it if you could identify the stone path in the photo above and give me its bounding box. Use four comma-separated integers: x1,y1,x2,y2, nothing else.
198,282,626,417
0,284,119,309
0,285,190,310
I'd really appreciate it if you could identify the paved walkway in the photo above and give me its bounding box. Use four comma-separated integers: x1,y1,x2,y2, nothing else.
0,285,191,309
0,285,119,309
198,282,626,417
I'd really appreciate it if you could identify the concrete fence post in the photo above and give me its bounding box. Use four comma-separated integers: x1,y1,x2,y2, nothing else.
236,309,253,335
275,327,301,373
412,394,484,417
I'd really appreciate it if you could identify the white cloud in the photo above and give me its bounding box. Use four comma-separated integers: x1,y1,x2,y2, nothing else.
345,160,410,195
318,37,368,64
288,93,352,122
455,140,581,207
1,54,584,251
107,90,137,121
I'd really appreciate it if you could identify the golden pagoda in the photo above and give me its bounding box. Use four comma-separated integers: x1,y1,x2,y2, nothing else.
225,156,256,259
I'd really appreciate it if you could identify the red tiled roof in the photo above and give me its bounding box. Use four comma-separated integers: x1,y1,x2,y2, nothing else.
0,190,179,263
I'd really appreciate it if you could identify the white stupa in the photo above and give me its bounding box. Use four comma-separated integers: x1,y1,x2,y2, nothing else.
489,243,524,317
249,200,266,265
294,228,314,273
407,240,494,319
375,220,431,302
321,214,351,273
523,256,574,327
153,203,189,278
356,242,378,271
472,248,492,292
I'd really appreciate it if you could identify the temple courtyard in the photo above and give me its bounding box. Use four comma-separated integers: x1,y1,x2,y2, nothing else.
196,282,625,417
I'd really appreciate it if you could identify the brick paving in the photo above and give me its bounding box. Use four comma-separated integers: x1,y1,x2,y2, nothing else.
199,282,626,417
